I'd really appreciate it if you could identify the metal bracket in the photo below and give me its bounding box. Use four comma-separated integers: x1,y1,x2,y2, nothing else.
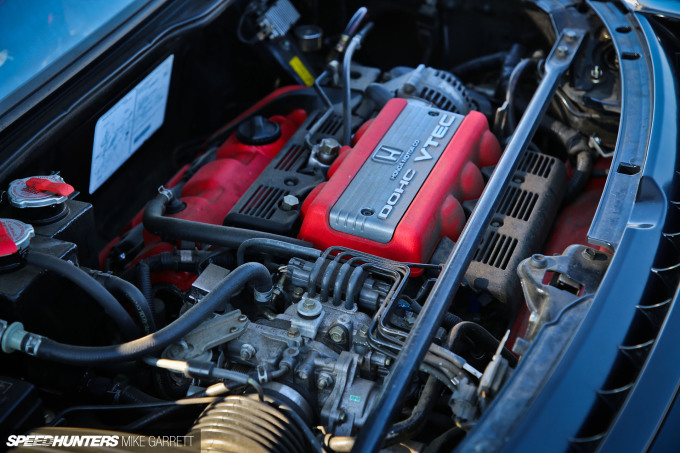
517,245,611,346
164,310,248,362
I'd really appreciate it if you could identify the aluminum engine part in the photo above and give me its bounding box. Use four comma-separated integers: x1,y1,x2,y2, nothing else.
516,244,612,351
278,292,373,343
383,64,479,114
189,263,230,303
256,0,300,41
220,313,380,436
318,351,378,436
163,309,249,362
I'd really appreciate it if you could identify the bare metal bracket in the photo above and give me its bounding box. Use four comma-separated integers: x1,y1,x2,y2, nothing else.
516,245,612,351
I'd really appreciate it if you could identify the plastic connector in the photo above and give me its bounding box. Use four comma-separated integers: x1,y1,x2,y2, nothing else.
1,322,28,354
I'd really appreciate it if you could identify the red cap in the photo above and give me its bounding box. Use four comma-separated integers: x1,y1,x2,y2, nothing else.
25,177,74,197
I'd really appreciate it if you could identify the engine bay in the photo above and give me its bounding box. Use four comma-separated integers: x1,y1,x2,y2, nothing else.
0,0,624,451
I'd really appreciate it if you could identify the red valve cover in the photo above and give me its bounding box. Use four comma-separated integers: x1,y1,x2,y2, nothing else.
299,98,501,265
122,108,306,289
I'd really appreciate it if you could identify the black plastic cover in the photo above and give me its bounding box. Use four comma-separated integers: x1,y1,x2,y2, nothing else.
236,115,282,145
224,109,344,234
465,151,567,305
0,376,43,443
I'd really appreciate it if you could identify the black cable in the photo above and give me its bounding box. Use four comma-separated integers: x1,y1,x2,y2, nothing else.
120,388,227,431
24,252,140,340
236,2,261,45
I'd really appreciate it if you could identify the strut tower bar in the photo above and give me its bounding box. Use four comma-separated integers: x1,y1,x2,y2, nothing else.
353,29,586,452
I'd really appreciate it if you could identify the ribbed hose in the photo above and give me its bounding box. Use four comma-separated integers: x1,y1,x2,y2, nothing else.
188,396,312,453
87,269,156,334
137,262,154,307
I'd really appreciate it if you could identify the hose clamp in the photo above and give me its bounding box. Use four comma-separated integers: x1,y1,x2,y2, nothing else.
157,186,174,203
22,334,43,356
0,320,7,345
254,287,273,303
256,365,269,384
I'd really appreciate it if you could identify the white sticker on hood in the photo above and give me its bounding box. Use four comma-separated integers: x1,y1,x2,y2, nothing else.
89,54,174,193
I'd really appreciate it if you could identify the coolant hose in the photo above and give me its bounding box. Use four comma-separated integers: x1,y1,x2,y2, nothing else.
452,51,508,78
566,150,594,202
24,252,140,340
143,189,312,250
236,238,321,266
448,322,518,368
137,261,153,306
387,320,467,444
387,375,440,442
408,297,462,329
87,269,156,334
7,262,272,365
540,117,594,202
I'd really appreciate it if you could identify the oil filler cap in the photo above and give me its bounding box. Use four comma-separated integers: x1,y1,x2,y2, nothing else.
236,116,281,146
0,219,34,257
8,175,74,209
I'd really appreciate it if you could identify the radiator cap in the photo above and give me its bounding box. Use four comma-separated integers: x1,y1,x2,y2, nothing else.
0,219,34,257
8,175,73,209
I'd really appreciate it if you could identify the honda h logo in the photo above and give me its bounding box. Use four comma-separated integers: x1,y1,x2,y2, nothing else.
372,145,403,164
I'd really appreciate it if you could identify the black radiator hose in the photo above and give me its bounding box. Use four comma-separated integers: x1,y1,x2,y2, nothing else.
407,296,462,330
24,252,140,340
10,262,272,366
541,117,594,203
137,261,154,306
87,269,156,334
143,189,311,250
452,51,508,78
448,322,518,369
237,238,321,266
